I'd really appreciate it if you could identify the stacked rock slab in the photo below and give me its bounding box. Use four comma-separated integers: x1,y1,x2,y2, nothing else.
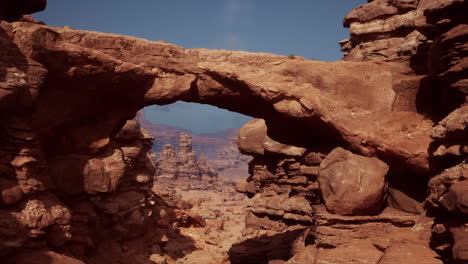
236,119,318,231
342,0,467,116
281,0,468,263
155,133,218,181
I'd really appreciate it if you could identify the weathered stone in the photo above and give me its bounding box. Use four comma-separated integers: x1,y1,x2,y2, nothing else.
249,193,314,224
6,250,84,264
0,178,23,205
85,149,125,194
316,241,383,264
387,187,424,214
426,161,468,210
440,181,468,214
0,0,467,261
313,205,418,247
318,147,389,215
451,224,468,264
286,245,317,264
378,241,443,264
432,104,468,140
0,0,47,22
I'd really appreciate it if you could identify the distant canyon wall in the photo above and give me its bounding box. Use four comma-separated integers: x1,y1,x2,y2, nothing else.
137,109,238,159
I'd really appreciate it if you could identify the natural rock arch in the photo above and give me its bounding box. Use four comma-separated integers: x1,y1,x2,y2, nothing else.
6,22,433,174
1,0,467,262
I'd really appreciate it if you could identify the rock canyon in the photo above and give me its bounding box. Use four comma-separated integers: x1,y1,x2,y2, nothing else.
0,0,467,263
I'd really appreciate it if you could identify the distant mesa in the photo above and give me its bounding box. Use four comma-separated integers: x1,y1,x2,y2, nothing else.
156,133,218,182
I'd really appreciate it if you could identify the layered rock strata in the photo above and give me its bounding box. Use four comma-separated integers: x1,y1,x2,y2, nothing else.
0,0,467,263
156,133,218,181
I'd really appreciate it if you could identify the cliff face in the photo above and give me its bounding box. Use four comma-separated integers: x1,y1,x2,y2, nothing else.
234,0,467,263
342,0,467,117
0,0,466,263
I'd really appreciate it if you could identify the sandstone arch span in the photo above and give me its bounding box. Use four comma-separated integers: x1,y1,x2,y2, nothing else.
1,0,468,262
3,22,433,173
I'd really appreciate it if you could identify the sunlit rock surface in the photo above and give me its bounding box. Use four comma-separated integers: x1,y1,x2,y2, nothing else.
0,0,467,263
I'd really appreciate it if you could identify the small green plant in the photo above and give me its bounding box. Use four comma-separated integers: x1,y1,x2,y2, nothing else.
288,54,295,59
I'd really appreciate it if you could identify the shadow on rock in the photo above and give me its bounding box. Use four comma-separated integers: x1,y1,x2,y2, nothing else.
228,228,304,264
4,249,82,264
0,26,28,82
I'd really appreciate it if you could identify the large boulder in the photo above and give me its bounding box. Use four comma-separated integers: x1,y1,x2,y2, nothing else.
318,147,389,215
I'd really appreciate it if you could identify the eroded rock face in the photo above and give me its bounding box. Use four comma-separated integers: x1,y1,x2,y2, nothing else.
0,115,161,261
426,161,468,211
0,20,437,175
239,119,307,157
343,0,467,115
155,133,218,181
0,0,467,262
236,119,323,233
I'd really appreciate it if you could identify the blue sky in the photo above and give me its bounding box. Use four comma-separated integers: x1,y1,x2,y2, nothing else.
35,0,365,134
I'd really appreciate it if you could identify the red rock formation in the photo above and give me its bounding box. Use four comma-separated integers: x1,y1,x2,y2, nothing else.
318,147,389,216
3,21,434,173
235,0,468,262
0,0,466,263
155,133,218,181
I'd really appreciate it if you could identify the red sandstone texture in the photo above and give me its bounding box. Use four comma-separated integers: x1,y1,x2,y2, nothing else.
0,0,467,263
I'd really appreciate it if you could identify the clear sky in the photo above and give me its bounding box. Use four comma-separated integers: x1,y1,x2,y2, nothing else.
35,0,366,134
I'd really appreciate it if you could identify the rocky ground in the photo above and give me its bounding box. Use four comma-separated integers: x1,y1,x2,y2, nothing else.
152,179,247,264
